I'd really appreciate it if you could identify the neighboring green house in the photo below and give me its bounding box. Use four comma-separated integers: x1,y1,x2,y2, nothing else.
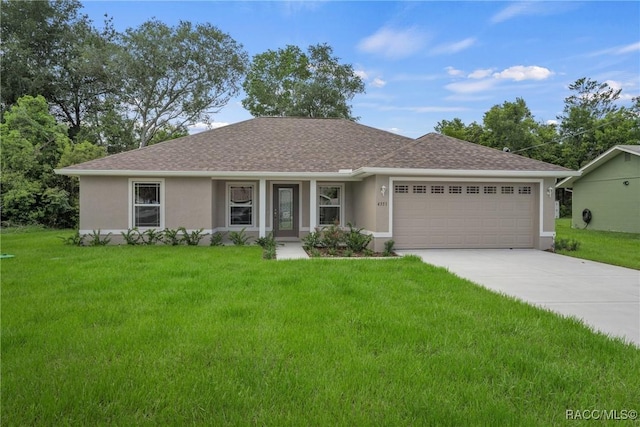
557,145,640,233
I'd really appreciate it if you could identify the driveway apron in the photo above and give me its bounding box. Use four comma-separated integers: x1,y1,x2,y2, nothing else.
398,249,640,347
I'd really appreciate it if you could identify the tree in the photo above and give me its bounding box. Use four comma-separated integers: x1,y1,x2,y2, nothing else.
1,0,120,140
558,78,639,169
117,19,248,148
242,43,365,120
0,96,104,227
434,118,484,144
480,98,539,154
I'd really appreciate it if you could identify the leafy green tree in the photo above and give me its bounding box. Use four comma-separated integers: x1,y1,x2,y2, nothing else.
434,118,484,144
0,96,103,227
1,0,119,140
480,98,539,154
558,77,639,169
242,43,365,120
117,19,248,148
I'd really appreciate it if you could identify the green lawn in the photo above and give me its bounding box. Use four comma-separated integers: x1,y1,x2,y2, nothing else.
555,219,640,270
2,230,639,425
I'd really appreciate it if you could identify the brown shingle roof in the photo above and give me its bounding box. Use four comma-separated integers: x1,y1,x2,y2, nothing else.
372,133,570,171
60,117,571,174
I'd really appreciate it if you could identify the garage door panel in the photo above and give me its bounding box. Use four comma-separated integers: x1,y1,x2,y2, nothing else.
394,181,536,249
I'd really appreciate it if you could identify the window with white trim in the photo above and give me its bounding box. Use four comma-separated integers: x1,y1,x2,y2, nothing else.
133,182,162,227
318,185,342,226
229,184,254,226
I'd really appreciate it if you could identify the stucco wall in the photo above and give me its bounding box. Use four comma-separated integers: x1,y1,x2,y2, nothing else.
572,153,640,233
165,178,212,229
79,176,129,231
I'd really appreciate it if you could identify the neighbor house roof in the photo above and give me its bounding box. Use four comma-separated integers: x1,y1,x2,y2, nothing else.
557,145,640,188
57,117,575,178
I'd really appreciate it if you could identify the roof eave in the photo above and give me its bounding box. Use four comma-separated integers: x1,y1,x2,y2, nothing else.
54,168,361,180
353,167,579,179
556,145,635,188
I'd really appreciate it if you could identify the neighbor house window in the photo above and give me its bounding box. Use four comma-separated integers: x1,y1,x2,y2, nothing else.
229,184,254,226
132,181,162,228
318,185,342,225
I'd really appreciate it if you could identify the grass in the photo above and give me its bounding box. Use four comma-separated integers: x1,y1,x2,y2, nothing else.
2,230,639,425
555,218,640,270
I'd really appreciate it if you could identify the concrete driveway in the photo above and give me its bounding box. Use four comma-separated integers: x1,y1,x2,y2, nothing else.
397,249,640,347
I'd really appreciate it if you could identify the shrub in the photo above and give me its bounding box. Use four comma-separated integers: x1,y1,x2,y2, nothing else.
163,228,182,246
344,223,373,252
320,223,344,250
179,227,208,246
141,228,164,245
555,238,581,252
343,249,353,258
121,228,142,245
229,227,251,246
383,240,395,257
263,246,277,260
255,232,276,250
86,229,111,246
60,231,84,246
209,231,226,246
302,229,322,249
308,248,321,258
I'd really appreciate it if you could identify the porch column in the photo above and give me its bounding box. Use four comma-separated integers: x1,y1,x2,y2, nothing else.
309,179,317,231
259,178,266,238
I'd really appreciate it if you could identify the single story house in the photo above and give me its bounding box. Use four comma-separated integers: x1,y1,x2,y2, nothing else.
57,117,578,251
557,145,640,233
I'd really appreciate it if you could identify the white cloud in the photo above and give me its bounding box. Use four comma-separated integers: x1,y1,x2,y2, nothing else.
445,66,465,77
587,41,640,57
492,65,553,81
468,68,495,79
371,77,387,88
491,2,537,23
354,69,368,80
430,37,476,55
357,26,428,59
445,79,498,94
388,127,402,134
546,119,558,126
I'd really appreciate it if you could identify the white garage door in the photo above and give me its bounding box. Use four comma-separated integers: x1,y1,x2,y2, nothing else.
393,182,536,249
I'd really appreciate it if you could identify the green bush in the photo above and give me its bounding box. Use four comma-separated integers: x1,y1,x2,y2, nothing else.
320,223,344,250
302,229,322,249
179,227,208,246
85,230,111,246
344,223,372,252
141,229,164,245
383,240,395,257
209,231,226,246
163,228,182,246
555,238,581,251
121,228,142,245
60,231,84,246
229,227,251,246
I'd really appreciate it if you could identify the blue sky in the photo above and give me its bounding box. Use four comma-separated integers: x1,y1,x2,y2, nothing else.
80,1,640,138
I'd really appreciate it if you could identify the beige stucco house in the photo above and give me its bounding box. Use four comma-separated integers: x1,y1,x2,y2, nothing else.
56,117,578,250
